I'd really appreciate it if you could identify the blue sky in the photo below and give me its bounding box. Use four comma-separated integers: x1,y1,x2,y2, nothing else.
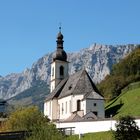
0,0,140,76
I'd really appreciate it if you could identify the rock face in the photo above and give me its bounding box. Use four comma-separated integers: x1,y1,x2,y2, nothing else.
0,44,137,99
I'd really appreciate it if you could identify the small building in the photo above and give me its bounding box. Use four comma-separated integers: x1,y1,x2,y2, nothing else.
0,99,7,117
44,29,105,121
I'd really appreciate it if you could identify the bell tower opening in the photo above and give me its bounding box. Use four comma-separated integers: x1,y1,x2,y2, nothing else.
60,66,64,76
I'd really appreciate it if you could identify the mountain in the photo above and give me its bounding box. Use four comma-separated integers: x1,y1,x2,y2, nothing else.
8,80,49,110
0,44,138,100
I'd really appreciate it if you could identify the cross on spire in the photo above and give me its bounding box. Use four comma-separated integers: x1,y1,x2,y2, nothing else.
59,23,62,32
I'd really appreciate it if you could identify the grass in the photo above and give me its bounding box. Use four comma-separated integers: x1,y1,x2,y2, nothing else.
65,131,114,140
105,82,140,118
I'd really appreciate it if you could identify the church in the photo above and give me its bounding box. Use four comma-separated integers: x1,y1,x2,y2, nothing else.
44,29,105,122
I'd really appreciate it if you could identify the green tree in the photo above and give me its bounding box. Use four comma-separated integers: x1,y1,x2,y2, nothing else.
26,123,64,140
1,106,64,140
114,116,140,140
2,106,49,131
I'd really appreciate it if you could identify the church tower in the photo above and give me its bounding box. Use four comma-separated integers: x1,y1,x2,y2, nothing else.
50,28,69,92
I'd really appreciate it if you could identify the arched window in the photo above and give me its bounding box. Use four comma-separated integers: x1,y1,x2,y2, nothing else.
77,100,81,111
60,66,64,76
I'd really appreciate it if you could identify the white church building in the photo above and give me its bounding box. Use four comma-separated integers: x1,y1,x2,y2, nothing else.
44,29,105,122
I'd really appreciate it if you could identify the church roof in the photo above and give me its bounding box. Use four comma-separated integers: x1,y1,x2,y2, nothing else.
82,111,98,120
83,91,104,100
45,69,103,101
45,78,68,101
63,111,98,122
65,113,83,122
58,69,103,99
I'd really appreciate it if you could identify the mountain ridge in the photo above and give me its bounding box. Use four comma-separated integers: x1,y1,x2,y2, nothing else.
0,43,138,100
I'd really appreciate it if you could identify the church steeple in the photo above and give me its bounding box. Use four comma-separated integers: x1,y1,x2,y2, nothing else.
53,27,67,62
56,27,64,49
51,28,69,92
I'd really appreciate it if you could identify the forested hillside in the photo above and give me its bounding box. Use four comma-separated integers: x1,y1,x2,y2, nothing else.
98,46,140,100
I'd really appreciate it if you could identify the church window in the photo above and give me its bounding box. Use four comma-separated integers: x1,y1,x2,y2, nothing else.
93,111,98,116
60,66,64,76
51,85,53,91
69,85,72,90
52,67,54,77
58,104,60,118
62,103,64,115
93,103,97,106
49,102,51,115
69,100,71,112
77,100,81,111
65,101,67,114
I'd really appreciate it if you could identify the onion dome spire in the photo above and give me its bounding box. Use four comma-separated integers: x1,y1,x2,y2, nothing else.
53,27,67,61
56,26,64,49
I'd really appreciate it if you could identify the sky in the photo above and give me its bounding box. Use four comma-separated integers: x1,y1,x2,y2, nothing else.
0,0,140,76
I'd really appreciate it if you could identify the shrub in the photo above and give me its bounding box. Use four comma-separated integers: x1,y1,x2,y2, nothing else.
114,116,140,140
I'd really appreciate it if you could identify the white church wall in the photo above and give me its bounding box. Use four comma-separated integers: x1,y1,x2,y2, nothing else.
86,99,105,118
56,119,140,134
44,102,47,116
58,96,72,120
58,95,84,120
52,99,58,120
44,100,53,120
71,95,84,112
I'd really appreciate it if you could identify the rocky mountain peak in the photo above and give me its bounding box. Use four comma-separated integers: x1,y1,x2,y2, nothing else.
0,44,138,99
